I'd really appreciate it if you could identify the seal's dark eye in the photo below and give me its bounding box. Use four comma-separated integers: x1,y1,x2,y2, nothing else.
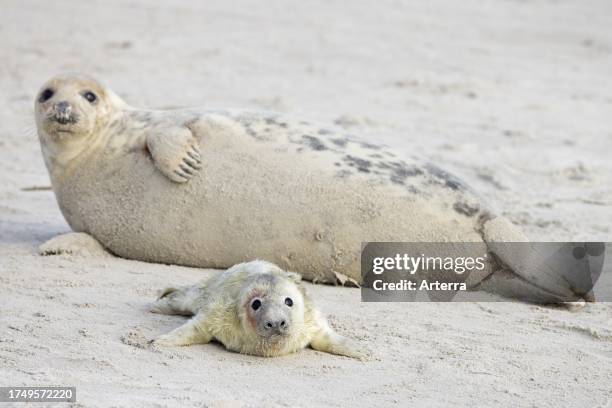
39,88,54,103
251,299,261,311
284,297,293,307
83,91,97,103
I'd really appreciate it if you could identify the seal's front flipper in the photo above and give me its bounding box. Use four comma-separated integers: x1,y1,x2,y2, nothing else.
147,126,202,183
39,232,111,258
151,314,212,347
309,320,369,360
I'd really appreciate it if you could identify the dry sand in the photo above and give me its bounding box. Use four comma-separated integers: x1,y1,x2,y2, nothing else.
1,0,611,406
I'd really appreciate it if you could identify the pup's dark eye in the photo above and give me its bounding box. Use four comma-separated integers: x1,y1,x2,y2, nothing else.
251,299,262,311
39,88,54,103
83,91,97,103
285,297,293,307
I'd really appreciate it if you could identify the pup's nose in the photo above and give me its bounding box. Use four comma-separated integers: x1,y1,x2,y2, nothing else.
55,101,71,114
54,101,72,124
265,319,288,333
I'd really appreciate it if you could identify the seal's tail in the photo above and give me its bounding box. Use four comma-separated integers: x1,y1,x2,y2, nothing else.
150,285,203,316
479,217,594,303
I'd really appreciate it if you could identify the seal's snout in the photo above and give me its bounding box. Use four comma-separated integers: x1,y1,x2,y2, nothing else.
52,101,76,124
260,313,291,337
264,319,289,335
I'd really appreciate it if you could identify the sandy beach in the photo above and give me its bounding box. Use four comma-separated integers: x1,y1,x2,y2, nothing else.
1,0,611,406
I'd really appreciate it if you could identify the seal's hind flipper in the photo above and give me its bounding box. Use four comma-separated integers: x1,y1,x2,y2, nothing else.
482,217,596,303
150,285,201,316
146,126,202,183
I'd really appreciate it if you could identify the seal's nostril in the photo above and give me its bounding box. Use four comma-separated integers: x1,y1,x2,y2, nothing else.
266,322,273,329
280,320,286,327
56,101,70,112
53,101,74,124
54,101,72,118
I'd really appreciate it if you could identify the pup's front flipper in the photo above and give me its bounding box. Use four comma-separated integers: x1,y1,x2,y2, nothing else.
39,232,111,258
147,126,202,183
151,314,212,347
309,320,369,360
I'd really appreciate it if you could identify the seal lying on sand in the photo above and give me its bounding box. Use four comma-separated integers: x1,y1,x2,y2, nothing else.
35,74,589,302
151,260,365,358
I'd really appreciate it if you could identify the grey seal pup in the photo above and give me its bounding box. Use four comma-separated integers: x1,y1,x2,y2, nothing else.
151,260,366,358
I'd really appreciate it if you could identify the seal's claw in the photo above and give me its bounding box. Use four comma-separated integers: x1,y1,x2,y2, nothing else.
187,149,201,162
147,126,202,183
39,232,112,258
182,157,201,170
172,170,190,183
179,163,196,176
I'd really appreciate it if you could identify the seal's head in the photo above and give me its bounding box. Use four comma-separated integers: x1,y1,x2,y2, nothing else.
35,74,124,145
237,263,306,347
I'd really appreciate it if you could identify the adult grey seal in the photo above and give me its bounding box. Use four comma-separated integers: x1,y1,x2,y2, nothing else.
35,74,588,302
